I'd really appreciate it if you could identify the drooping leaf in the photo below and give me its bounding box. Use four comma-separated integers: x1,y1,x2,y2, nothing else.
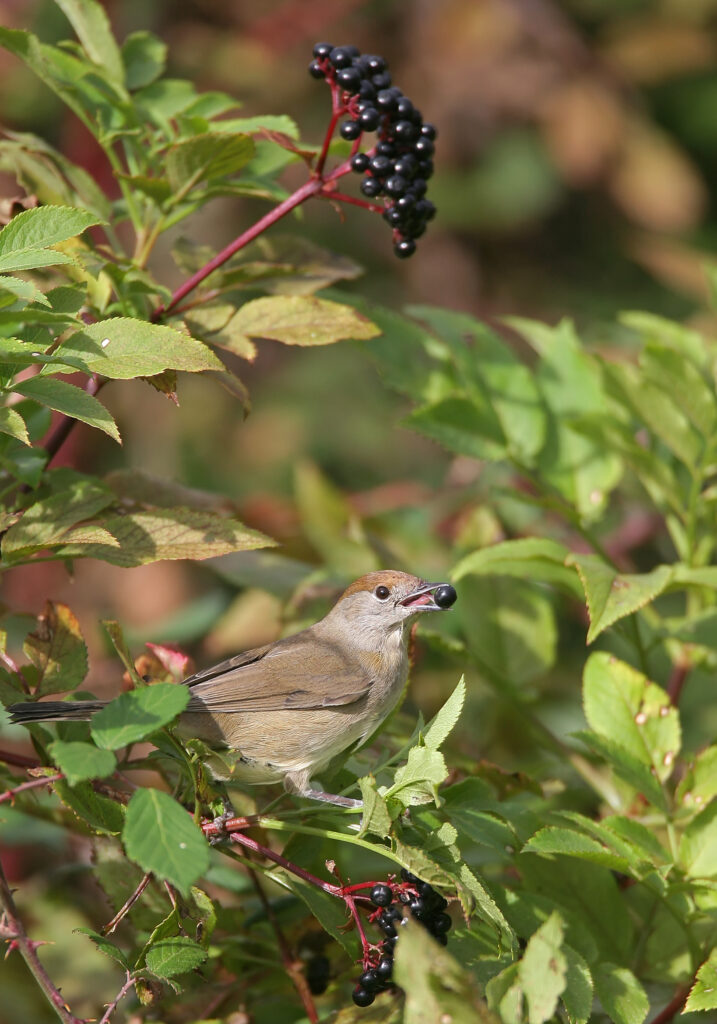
54,778,125,833
49,739,116,785
10,376,120,442
123,787,209,897
566,554,673,643
23,601,88,695
518,913,567,1024
90,683,189,750
225,295,380,347
145,936,207,978
166,133,255,194
592,963,649,1024
453,538,582,598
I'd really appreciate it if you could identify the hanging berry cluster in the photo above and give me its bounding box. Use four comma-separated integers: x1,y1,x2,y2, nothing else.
351,870,452,1008
309,43,437,259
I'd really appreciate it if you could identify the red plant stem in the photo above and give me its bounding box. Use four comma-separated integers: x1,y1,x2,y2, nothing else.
0,860,83,1024
153,177,325,320
318,191,384,214
102,872,152,935
0,748,39,769
667,661,690,706
0,772,64,804
43,374,102,467
246,866,319,1024
314,109,342,178
98,971,136,1024
646,982,692,1024
228,829,338,895
344,893,372,961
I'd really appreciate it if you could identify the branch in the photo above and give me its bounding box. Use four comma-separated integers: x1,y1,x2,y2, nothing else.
98,971,136,1024
102,872,152,935
646,982,692,1024
0,772,64,805
246,866,319,1024
0,860,83,1024
667,661,690,706
0,748,40,769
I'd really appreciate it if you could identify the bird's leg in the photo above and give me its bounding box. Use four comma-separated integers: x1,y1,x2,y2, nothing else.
302,788,363,810
209,793,238,844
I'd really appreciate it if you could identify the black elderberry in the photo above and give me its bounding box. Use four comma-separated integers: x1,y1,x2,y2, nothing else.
376,89,397,112
329,46,354,69
421,122,437,140
401,869,418,883
432,912,453,934
344,44,360,57
369,155,392,177
360,177,382,198
385,174,408,197
376,140,396,157
412,177,428,197
351,152,370,173
398,889,412,903
395,238,416,259
359,80,377,100
384,905,402,921
410,222,426,239
408,897,427,918
417,882,434,898
414,137,435,158
372,70,392,90
359,107,381,131
359,968,381,990
382,935,398,952
306,954,330,995
393,119,418,142
393,154,417,178
379,917,397,938
396,194,415,214
395,96,414,118
376,956,393,979
340,120,361,141
313,42,333,58
365,54,386,72
308,60,325,79
353,986,375,1008
370,883,393,907
337,66,362,91
417,159,434,178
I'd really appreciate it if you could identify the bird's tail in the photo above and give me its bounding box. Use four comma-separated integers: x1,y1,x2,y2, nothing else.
8,701,106,724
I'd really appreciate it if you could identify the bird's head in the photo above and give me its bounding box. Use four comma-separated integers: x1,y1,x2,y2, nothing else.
325,570,457,636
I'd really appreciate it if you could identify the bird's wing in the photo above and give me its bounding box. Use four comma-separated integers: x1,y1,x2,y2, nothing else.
185,629,374,713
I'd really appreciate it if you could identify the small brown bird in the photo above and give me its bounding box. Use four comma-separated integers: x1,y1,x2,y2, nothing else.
9,571,456,807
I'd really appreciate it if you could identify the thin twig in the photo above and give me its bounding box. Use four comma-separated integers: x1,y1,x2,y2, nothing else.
0,860,83,1024
246,866,319,1023
226,829,338,895
646,982,692,1024
98,971,136,1024
667,661,690,706
0,772,64,804
317,190,384,214
102,872,152,935
0,748,40,769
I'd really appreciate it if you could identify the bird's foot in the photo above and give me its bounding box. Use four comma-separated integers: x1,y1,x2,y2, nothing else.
303,788,363,810
208,796,238,845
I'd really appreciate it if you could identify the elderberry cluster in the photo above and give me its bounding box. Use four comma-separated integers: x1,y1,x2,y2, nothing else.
309,43,437,259
352,870,452,1008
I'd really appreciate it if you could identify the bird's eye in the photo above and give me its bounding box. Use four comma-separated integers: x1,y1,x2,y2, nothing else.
375,585,390,600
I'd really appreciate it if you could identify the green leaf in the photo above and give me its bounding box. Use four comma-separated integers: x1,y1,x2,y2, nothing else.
294,460,377,575
54,318,224,378
121,30,166,89
0,407,29,446
576,730,667,811
49,740,116,785
523,827,632,874
166,133,255,194
423,676,465,750
23,601,88,695
676,745,717,809
408,306,547,462
0,274,51,306
145,936,207,978
56,507,275,566
358,775,392,838
452,538,582,598
458,863,516,950
566,554,673,643
0,205,101,272
75,927,130,970
90,683,189,750
518,913,567,1024
10,377,120,442
123,787,209,897
408,396,507,461
2,478,114,560
55,778,124,833
679,800,717,878
593,963,648,1024
226,295,380,347
583,652,681,783
386,745,449,806
394,919,500,1024
561,945,593,1024
53,0,125,85
684,950,717,1012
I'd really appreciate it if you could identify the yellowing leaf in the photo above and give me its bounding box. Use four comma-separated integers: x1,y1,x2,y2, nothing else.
227,295,380,347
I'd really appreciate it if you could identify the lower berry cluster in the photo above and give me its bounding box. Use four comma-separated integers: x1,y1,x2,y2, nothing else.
352,869,452,1008
309,43,436,259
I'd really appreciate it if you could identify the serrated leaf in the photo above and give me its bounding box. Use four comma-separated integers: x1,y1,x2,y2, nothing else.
123,787,209,897
408,396,507,461
55,778,124,833
561,945,593,1024
0,205,101,273
56,507,274,566
2,478,114,561
453,538,582,597
677,745,717,809
518,913,567,1024
523,827,632,873
54,0,125,85
593,963,648,1024
75,927,130,970
145,936,207,978
423,676,465,750
23,601,88,695
386,745,448,806
54,318,223,378
458,863,516,950
226,295,380,347
90,683,189,750
567,554,673,643
685,950,717,1012
49,739,116,785
576,730,667,811
0,406,29,445
0,274,50,305
679,800,717,878
11,376,121,442
583,652,681,782
166,133,254,194
358,775,392,838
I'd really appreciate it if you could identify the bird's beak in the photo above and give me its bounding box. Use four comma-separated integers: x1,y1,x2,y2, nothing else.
399,582,454,611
